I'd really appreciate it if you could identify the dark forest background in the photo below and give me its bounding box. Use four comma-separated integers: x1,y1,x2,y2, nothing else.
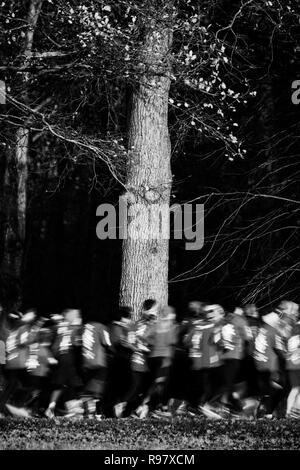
0,0,299,321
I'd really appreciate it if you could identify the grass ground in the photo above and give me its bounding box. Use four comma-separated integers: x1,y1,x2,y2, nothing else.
0,417,299,450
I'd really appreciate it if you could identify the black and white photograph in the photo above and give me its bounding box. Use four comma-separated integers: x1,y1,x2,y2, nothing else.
0,0,300,454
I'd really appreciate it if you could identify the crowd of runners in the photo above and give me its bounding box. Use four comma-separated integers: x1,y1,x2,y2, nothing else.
0,299,299,420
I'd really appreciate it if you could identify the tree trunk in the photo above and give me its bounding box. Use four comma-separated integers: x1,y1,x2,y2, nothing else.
2,128,29,277
1,0,43,301
120,3,173,319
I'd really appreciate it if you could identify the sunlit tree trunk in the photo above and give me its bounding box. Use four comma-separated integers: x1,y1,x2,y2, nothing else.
120,2,174,319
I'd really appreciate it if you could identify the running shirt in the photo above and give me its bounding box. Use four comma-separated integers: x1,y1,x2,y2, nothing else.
149,319,177,360
246,317,261,353
247,317,260,341
0,318,8,363
26,327,55,377
0,320,6,365
5,325,31,370
219,313,251,360
82,322,111,369
131,320,156,372
253,324,286,372
184,320,221,370
0,340,5,365
51,321,75,358
286,322,300,371
110,320,135,358
5,319,55,374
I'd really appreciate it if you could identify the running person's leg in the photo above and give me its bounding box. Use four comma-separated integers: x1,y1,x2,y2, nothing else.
220,359,243,411
81,367,107,417
123,371,148,416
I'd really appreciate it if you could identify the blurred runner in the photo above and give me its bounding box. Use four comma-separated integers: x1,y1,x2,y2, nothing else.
285,309,300,417
110,306,135,417
81,319,111,419
184,304,222,414
142,305,177,417
122,299,158,418
254,311,286,418
45,309,83,418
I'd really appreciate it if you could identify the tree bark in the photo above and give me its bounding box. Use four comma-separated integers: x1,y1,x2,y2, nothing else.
119,3,173,319
2,128,29,278
1,0,43,300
